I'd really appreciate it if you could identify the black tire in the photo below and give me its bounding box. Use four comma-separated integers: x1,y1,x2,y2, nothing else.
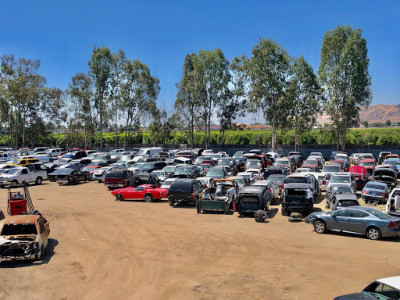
281,209,287,216
169,199,174,206
98,180,102,183
366,226,382,240
115,194,123,201
35,177,42,185
314,220,326,234
144,194,154,203
67,177,74,185
11,180,18,187
255,216,263,222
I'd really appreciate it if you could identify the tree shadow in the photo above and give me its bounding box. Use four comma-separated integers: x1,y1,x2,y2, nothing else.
0,238,58,268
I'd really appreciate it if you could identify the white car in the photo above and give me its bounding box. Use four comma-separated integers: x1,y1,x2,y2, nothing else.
336,276,400,299
196,177,214,188
160,178,179,190
246,168,262,180
0,167,47,187
92,166,121,183
237,171,256,184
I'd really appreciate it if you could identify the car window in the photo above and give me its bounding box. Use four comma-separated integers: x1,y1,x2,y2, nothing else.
334,210,352,217
351,210,369,218
21,169,28,174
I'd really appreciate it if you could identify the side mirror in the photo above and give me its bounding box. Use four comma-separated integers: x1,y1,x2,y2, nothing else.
331,214,336,218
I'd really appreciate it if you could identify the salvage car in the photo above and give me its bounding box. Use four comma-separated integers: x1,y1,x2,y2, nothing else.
168,179,204,207
281,183,314,217
0,214,50,262
361,181,389,204
112,184,168,202
326,184,357,208
305,206,400,240
104,170,132,190
197,179,239,214
334,276,400,300
235,185,272,218
371,167,397,191
330,195,359,211
56,168,88,185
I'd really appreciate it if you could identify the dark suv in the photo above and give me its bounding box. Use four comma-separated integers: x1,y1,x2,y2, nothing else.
281,183,314,217
104,170,132,190
168,179,204,207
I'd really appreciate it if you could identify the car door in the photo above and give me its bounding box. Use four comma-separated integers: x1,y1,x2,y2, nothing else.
350,174,357,191
20,168,31,182
75,170,83,182
328,209,352,231
347,209,369,234
129,186,145,200
38,218,49,248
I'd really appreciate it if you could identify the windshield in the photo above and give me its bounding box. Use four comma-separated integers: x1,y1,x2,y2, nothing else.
152,171,164,176
366,183,386,191
322,165,340,172
5,168,20,175
206,169,224,177
304,160,317,165
2,224,37,235
105,171,124,178
333,186,354,194
137,149,146,155
330,176,350,183
141,163,154,171
268,176,283,183
163,166,175,173
175,167,194,175
275,160,289,166
284,177,306,184
210,154,221,159
220,158,232,165
360,161,375,167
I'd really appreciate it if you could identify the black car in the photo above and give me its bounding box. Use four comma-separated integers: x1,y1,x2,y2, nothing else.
372,168,397,191
172,165,201,179
131,173,160,188
140,161,167,173
263,166,289,179
55,168,88,185
235,186,272,217
288,151,304,168
281,183,314,217
168,179,204,207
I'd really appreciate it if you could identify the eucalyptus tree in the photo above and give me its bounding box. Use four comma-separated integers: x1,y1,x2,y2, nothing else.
88,46,114,150
246,39,291,151
68,73,95,148
148,108,174,145
318,25,371,151
120,59,160,149
193,49,230,148
287,56,322,150
174,54,200,148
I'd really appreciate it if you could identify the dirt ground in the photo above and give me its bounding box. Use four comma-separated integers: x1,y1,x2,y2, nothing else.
0,180,399,300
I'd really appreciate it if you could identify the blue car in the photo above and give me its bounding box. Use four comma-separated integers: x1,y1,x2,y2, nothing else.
305,206,400,240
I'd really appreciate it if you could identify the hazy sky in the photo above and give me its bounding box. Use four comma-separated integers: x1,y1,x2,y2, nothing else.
1,0,399,112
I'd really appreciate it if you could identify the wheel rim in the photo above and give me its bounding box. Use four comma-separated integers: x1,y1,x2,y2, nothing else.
368,228,379,239
145,195,151,202
315,222,325,233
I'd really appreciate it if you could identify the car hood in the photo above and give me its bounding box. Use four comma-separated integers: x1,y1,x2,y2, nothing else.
334,293,374,300
111,187,134,195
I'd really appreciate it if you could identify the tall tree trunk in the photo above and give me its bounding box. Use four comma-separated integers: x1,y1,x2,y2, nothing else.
271,114,276,152
294,125,297,151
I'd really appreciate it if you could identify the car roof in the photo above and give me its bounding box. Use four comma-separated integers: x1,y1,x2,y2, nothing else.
376,276,400,289
239,186,266,195
4,215,40,224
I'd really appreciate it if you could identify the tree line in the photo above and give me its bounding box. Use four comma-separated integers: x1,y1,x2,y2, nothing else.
0,25,371,151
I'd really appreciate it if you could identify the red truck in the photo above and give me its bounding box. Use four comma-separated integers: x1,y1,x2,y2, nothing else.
104,170,133,190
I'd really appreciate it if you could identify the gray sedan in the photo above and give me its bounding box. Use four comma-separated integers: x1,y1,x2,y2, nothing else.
361,181,389,204
305,206,400,240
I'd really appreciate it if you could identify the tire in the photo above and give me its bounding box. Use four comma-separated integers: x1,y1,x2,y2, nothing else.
314,220,326,234
281,209,287,216
144,194,154,203
115,194,123,201
367,227,382,240
98,180,101,183
35,177,42,185
11,180,18,187
169,199,174,206
67,177,74,185
255,216,263,223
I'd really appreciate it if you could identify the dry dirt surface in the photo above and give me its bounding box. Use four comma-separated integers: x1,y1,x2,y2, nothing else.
0,181,400,300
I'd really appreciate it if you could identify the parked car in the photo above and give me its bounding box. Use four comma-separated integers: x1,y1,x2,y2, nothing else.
197,179,239,214
131,173,160,188
305,206,400,240
252,179,280,203
235,186,272,217
263,174,285,195
151,170,168,183
371,167,397,192
104,170,132,190
361,181,389,204
334,276,400,300
378,151,392,164
168,179,204,207
281,183,314,217
330,195,360,211
56,168,88,185
92,166,121,183
196,177,214,188
283,174,320,198
301,159,318,172
205,166,227,180
172,165,201,179
274,158,292,173
160,178,178,190
358,159,376,178
326,173,357,195
384,157,400,177
0,214,50,262
288,151,304,168
322,164,341,173
293,167,313,174
326,184,357,208
263,165,290,178
112,184,168,202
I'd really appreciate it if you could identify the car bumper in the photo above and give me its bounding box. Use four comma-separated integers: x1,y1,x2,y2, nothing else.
361,195,387,202
381,227,400,238
0,250,41,262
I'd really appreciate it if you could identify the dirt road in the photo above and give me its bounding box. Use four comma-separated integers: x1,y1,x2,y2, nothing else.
0,181,399,300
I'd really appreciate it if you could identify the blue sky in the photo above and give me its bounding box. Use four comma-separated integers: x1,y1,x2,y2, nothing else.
1,0,399,111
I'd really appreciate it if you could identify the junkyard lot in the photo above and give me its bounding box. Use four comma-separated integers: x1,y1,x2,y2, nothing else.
0,181,399,300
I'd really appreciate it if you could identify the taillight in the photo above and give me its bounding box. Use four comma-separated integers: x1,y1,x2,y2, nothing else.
382,193,388,197
362,190,367,194
322,180,326,185
190,193,194,198
388,221,396,228
282,184,284,189
233,202,237,211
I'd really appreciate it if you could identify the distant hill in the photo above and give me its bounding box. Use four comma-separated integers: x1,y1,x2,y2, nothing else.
317,104,400,125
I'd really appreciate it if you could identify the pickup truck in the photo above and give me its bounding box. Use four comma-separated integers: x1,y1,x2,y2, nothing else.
0,167,47,187
197,179,239,214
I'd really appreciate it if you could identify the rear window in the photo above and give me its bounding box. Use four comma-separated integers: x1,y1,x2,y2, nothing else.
1,224,37,235
105,171,125,179
284,177,306,184
366,184,386,191
287,189,307,196
170,182,193,193
323,165,340,172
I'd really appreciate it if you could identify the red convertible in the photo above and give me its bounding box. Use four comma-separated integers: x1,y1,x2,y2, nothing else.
111,184,168,202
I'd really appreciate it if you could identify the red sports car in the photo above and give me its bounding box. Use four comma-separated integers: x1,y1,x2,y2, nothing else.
111,184,168,202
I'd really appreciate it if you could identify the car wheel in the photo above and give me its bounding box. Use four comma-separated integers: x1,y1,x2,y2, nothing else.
367,227,382,240
169,200,174,206
281,209,287,216
35,177,42,185
314,220,326,234
11,180,18,187
115,194,123,201
144,194,154,203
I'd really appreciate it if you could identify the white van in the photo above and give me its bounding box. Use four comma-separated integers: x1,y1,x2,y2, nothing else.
46,148,62,157
137,147,163,158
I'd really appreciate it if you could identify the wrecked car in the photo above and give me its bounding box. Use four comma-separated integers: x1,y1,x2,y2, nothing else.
197,179,239,214
0,214,50,262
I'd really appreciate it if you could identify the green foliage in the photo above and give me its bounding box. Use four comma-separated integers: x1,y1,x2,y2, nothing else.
386,120,391,127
